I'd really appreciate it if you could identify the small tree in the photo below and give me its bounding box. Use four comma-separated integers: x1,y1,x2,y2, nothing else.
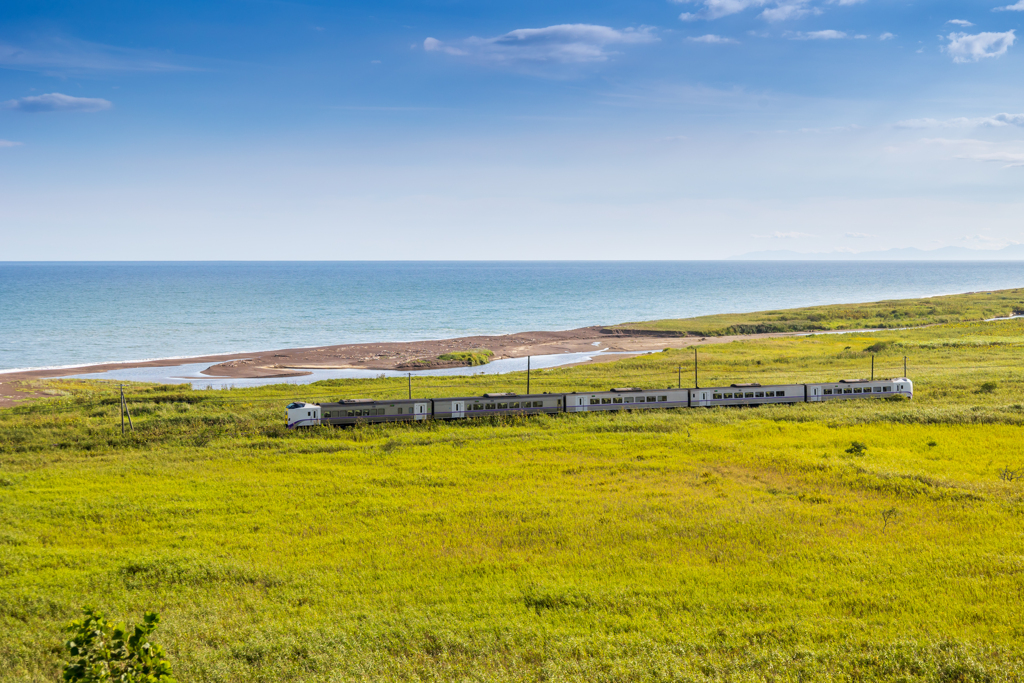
63,608,176,683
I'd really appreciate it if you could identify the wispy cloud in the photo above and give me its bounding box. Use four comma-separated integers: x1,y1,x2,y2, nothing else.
846,232,873,238
0,37,190,74
0,139,22,147
896,113,1024,129
676,0,821,22
787,30,847,40
879,32,896,40
944,30,1015,62
946,19,974,27
765,231,817,238
423,24,657,64
3,93,113,113
688,34,739,43
993,1,1024,11
957,151,1024,168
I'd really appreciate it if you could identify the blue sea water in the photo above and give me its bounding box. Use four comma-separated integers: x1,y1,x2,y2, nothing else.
2,261,1024,373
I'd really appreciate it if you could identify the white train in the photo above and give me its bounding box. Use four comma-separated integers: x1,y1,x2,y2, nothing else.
286,377,913,428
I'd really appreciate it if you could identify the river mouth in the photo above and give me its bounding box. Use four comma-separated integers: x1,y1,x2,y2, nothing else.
68,349,655,390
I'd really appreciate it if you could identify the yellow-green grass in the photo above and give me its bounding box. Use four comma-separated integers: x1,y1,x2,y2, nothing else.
3,319,1024,681
437,348,495,366
607,287,1024,336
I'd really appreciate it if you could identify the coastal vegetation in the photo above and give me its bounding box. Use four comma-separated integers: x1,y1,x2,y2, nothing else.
2,316,1024,680
606,287,1024,336
437,348,495,366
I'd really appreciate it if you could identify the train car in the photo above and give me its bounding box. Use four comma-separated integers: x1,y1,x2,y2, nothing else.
319,398,431,425
692,383,805,408
564,387,689,412
805,377,913,402
432,392,562,419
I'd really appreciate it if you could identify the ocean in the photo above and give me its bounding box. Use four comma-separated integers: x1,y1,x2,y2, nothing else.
2,261,1024,374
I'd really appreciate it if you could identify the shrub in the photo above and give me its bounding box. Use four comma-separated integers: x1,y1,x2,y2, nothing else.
62,607,176,683
438,349,495,366
845,441,868,456
978,381,998,394
865,341,891,353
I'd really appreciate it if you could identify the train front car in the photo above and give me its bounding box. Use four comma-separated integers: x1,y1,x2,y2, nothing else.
805,377,913,401
286,402,321,428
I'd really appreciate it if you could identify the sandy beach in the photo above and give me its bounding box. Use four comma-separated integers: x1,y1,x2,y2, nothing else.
0,325,831,407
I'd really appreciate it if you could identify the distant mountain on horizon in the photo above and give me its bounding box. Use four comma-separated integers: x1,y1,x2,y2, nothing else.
730,244,1024,261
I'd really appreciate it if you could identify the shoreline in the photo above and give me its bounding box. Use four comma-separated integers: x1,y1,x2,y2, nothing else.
0,325,880,407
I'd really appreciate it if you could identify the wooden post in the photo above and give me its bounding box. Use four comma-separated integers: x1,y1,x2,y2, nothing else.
871,355,874,381
408,373,412,400
120,384,124,435
527,356,531,395
124,392,133,432
677,364,681,389
904,356,907,378
694,348,698,388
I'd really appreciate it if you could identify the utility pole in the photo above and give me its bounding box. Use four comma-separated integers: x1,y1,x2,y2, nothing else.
694,348,699,388
408,373,412,400
904,356,907,378
871,355,874,381
677,364,681,389
120,384,124,435
527,356,531,395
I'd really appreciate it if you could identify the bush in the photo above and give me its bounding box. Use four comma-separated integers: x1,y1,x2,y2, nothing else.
62,607,176,683
437,349,495,366
865,341,891,353
845,441,868,456
979,381,998,394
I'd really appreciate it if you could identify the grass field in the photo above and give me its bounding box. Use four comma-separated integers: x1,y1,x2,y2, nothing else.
606,287,1024,336
2,317,1024,681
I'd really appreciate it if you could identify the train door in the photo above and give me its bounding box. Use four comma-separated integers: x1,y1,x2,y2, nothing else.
415,403,428,420
571,396,587,412
451,401,464,419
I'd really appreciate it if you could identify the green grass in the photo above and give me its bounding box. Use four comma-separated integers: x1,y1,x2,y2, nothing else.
607,287,1024,336
437,348,495,366
3,318,1024,681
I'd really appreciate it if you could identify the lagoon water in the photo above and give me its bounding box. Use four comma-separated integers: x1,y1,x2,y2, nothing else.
2,261,1024,374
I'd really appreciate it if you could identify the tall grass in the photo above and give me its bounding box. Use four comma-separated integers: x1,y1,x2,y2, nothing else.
2,319,1024,681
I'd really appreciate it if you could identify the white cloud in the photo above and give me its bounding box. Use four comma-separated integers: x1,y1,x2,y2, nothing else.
944,30,1015,62
993,1,1024,11
788,30,848,40
0,37,188,73
957,151,1024,168
3,93,113,113
0,139,22,147
688,34,739,43
845,232,873,238
896,112,1024,128
423,24,657,64
879,32,895,40
676,0,819,22
946,19,974,27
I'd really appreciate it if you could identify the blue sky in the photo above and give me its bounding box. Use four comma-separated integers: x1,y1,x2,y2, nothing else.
1,0,1023,259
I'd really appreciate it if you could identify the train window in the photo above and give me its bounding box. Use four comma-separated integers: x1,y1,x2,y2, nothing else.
755,392,764,398
473,403,483,410
600,398,609,404
590,398,600,405
324,411,331,418
724,393,733,398
397,407,403,414
659,396,667,402
647,396,657,402
510,402,519,408
713,393,722,399
883,387,890,392
853,388,862,394
742,392,751,398
776,391,785,397
613,397,623,404
766,391,775,397
498,403,508,409
844,388,852,394
557,399,562,406
533,401,543,407
623,397,633,403
823,389,832,395
874,387,881,392
485,403,496,410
